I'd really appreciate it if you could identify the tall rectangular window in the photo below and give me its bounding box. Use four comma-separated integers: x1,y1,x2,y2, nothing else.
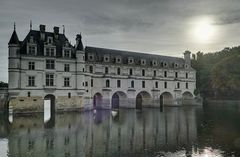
46,60,55,69
186,73,188,78
29,46,36,55
105,67,109,74
106,80,110,87
164,71,167,77
46,74,54,86
28,62,35,70
164,82,167,89
129,69,133,75
142,81,145,88
64,78,70,87
89,66,93,73
117,80,121,88
117,68,121,75
91,79,93,87
186,82,188,89
155,81,158,88
142,69,145,76
28,76,35,86
177,82,180,88
131,80,134,88
154,70,156,77
64,64,70,72
175,72,178,78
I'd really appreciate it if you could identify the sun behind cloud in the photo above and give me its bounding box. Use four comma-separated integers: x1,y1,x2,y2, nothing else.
190,17,217,44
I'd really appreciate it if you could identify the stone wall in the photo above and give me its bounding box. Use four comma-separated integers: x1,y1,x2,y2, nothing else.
9,96,43,113
9,96,84,113
56,96,83,111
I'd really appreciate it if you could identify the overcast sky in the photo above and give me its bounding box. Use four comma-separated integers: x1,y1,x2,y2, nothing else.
1,0,240,82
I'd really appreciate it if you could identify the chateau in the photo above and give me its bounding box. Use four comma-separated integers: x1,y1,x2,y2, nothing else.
8,24,196,113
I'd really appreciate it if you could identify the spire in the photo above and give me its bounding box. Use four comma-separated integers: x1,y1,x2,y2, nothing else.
30,20,32,30
76,33,84,51
63,25,65,35
8,22,19,45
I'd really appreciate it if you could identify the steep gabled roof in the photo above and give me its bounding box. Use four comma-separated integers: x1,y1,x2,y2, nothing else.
19,30,75,58
8,30,20,45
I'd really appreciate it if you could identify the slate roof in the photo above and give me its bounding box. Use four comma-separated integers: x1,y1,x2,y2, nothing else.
8,30,20,45
19,30,75,58
85,46,185,68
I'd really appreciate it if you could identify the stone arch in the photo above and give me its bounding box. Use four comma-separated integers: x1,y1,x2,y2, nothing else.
93,93,103,109
111,91,127,109
182,91,194,105
136,91,151,109
160,92,174,106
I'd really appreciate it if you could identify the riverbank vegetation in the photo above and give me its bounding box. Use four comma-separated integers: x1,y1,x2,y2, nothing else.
192,46,240,99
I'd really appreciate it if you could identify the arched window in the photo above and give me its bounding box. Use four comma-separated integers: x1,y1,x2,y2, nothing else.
106,80,110,87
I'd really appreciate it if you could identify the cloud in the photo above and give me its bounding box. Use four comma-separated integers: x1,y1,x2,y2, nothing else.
214,14,240,25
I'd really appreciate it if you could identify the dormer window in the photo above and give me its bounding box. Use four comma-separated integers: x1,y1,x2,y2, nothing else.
46,47,55,57
48,37,53,44
64,49,71,58
30,36,34,43
116,56,121,63
104,55,110,62
88,54,94,61
28,46,36,55
174,63,178,68
128,57,134,64
164,62,168,67
152,60,157,66
141,59,146,65
65,41,69,47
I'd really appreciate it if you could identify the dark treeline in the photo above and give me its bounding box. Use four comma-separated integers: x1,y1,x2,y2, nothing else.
0,81,8,88
192,46,240,99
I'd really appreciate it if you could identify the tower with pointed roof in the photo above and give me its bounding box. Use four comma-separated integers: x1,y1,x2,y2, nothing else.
75,34,86,98
8,23,21,92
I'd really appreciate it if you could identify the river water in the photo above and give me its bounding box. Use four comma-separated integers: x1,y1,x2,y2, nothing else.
1,103,240,157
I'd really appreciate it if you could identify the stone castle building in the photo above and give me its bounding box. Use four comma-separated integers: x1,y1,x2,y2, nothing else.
8,24,196,113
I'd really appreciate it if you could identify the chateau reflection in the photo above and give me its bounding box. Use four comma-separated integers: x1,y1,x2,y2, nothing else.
0,108,198,157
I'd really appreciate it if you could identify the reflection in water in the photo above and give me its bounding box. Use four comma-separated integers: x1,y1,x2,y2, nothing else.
1,105,240,157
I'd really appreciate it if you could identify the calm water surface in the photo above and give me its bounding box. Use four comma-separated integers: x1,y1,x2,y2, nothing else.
1,104,240,157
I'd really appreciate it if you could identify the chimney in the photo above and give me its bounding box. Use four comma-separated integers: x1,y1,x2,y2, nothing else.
54,26,59,34
39,24,45,32
184,50,191,68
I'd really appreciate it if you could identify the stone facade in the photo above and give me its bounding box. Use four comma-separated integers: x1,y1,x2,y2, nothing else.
8,24,196,113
